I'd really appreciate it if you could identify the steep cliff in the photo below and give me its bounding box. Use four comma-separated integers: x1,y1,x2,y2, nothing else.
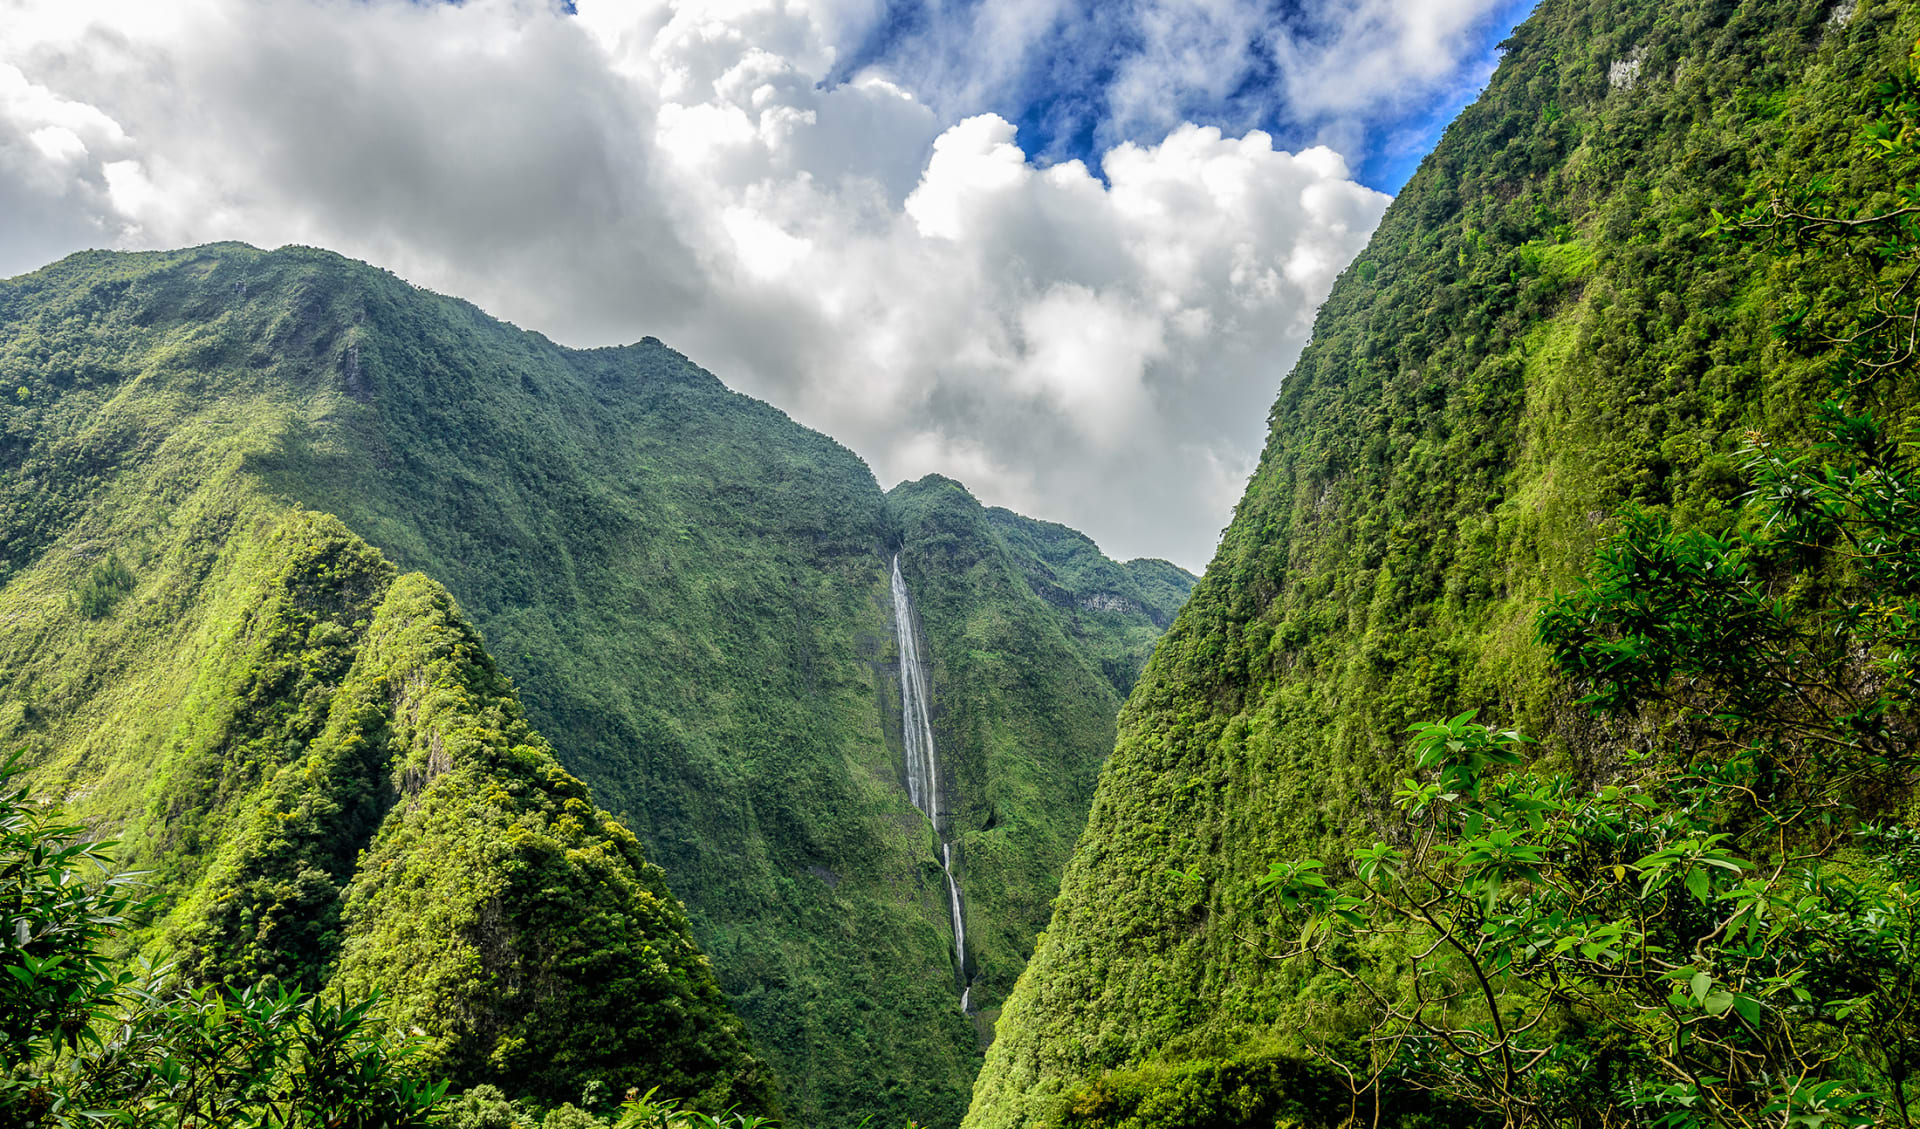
887,477,1194,1037
967,1,1920,1124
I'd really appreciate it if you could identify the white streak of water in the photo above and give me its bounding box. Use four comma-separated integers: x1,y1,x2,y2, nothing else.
943,841,966,970
892,554,973,1013
893,556,939,827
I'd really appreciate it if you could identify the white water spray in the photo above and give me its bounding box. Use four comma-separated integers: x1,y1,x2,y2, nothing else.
892,554,973,1012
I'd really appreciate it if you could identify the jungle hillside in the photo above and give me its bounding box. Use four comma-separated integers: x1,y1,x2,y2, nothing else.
969,0,1920,1126
0,244,1191,1129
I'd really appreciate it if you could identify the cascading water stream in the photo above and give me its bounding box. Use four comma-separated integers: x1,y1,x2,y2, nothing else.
891,554,972,1013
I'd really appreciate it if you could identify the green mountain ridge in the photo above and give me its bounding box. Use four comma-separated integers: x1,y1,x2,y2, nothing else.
15,495,773,1108
0,244,1193,1126
179,512,775,1108
968,0,1920,1125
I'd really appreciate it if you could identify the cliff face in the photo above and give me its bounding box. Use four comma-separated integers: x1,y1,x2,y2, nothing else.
887,477,1194,1039
966,2,1920,1125
0,244,1189,1126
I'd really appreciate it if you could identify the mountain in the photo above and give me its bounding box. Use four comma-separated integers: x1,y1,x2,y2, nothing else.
8,495,772,1107
966,0,1919,1125
887,478,1193,1029
0,245,1192,1126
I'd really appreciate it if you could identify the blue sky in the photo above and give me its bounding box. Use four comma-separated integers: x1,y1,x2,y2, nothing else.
828,0,1539,192
2,0,1536,570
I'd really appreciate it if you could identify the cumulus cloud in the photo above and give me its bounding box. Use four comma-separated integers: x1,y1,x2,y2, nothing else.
1269,0,1518,115
834,0,1531,176
0,0,1394,572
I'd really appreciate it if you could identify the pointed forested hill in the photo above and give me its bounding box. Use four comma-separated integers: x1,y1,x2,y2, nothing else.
0,245,1192,1127
5,499,773,1109
967,1,1920,1126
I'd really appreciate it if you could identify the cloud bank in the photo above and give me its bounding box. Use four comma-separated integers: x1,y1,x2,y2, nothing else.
0,0,1416,572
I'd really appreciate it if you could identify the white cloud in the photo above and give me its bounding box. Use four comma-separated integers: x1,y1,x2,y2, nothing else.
1268,0,1517,118
837,0,1527,167
0,0,1393,572
27,125,87,163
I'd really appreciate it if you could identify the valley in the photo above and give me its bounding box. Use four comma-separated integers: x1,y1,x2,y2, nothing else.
6,0,1920,1126
0,246,1190,1127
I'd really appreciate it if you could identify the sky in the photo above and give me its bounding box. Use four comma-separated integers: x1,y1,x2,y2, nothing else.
0,0,1534,573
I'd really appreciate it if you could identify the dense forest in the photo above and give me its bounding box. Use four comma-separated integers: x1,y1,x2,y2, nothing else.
970,0,1920,1125
0,245,1190,1127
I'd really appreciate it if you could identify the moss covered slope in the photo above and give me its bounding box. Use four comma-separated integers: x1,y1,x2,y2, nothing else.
0,244,1189,1126
966,1,1920,1126
20,497,771,1106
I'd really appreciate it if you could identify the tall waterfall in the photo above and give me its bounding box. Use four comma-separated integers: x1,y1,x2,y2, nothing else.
891,554,972,1012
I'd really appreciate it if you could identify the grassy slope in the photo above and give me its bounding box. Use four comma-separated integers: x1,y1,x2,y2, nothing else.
966,2,1920,1125
0,245,1189,1127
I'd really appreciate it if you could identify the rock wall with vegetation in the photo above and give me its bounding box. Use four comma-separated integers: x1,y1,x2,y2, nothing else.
966,1,1920,1125
888,477,1192,1037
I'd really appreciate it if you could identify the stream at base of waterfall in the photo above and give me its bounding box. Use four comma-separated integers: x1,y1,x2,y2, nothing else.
891,554,973,1013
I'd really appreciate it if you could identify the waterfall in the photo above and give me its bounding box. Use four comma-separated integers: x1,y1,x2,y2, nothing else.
893,557,939,825
892,554,973,1012
943,842,966,972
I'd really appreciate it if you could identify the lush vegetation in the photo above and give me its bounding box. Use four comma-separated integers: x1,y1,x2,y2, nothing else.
5,747,797,1129
887,479,1193,1032
2,753,446,1127
968,2,1920,1126
120,509,771,1110
0,241,1185,1126
978,504,1194,698
1258,61,1920,1127
1267,391,1920,1124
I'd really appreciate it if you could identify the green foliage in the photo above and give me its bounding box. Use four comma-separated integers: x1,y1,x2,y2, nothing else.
1708,49,1920,384
608,1087,796,1129
1270,710,1920,1125
543,1104,608,1129
164,513,400,990
1269,394,1920,1124
1534,510,1790,716
970,3,1920,1127
1239,67,1920,1123
178,528,772,1109
71,553,133,619
53,975,447,1129
5,507,772,1114
326,574,774,1111
1,752,141,1074
442,1084,537,1129
978,504,1195,698
1053,1051,1472,1129
0,755,446,1129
